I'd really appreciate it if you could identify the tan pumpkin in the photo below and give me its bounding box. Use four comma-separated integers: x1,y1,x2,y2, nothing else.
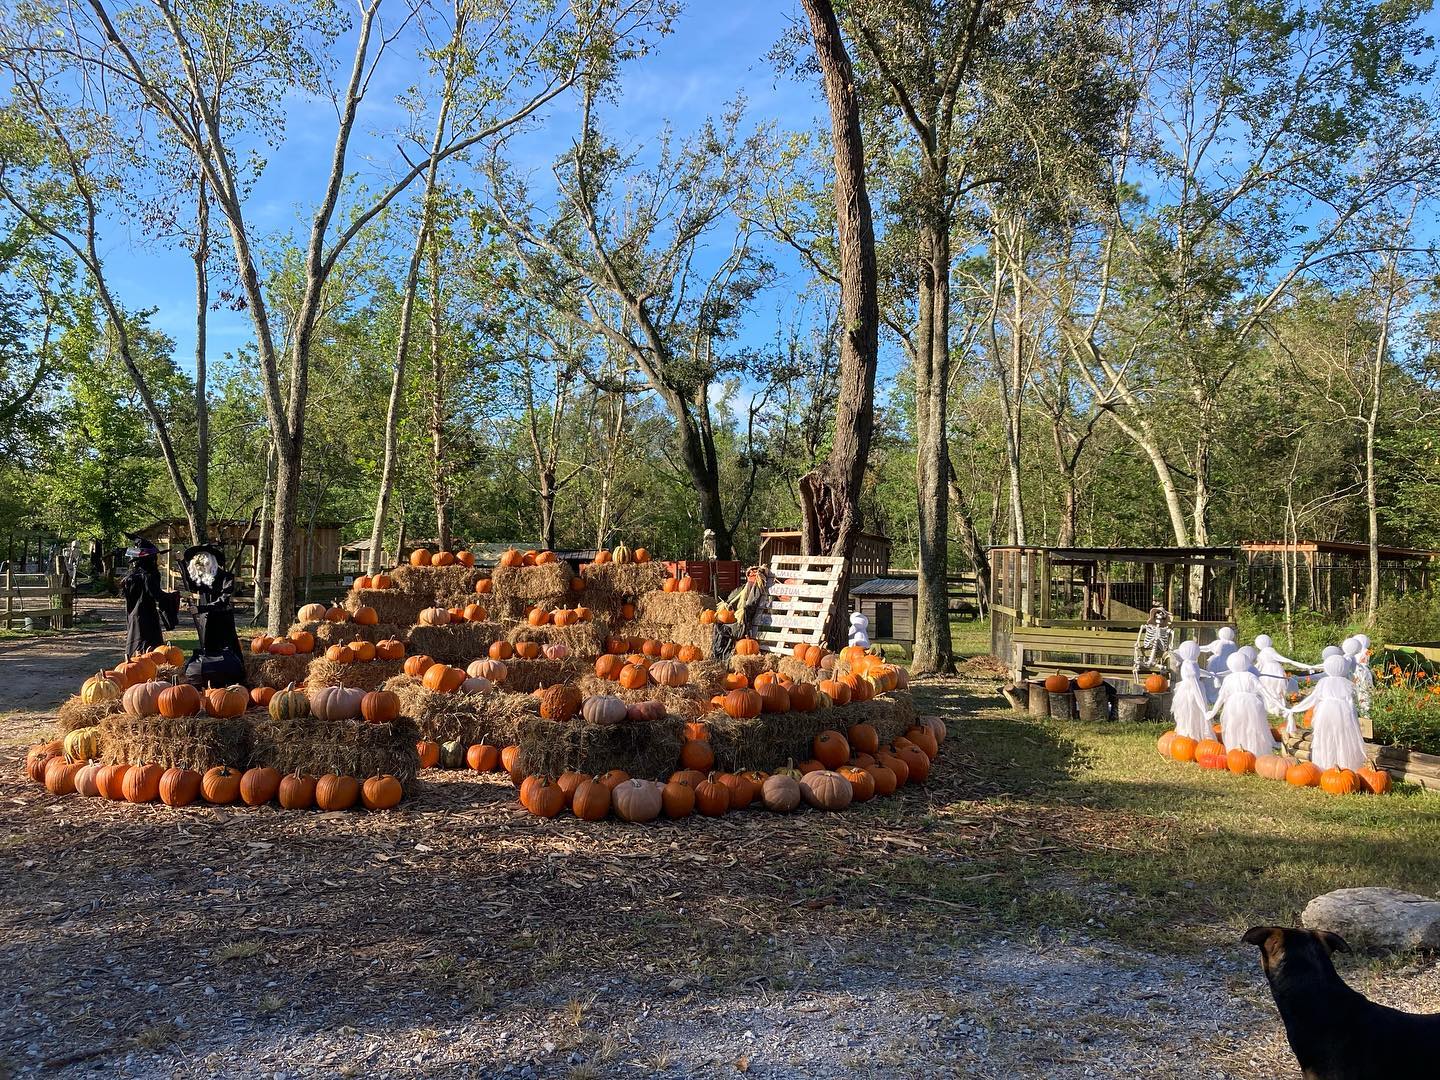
801,769,853,810
611,778,663,822
298,603,328,623
649,659,689,687
418,607,452,627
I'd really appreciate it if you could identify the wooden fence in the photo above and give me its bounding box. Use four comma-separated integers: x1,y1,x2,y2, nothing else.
3,572,75,630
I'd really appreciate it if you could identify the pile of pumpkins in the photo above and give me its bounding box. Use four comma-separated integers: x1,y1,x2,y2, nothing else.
24,746,404,811
407,548,477,568
601,637,705,662
512,714,944,822
417,604,490,627
585,544,654,566
1156,730,1392,795
1040,670,1130,695
400,654,500,696
77,651,185,702
594,653,696,691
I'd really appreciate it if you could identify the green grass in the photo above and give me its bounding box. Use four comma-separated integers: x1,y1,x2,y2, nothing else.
916,685,1440,949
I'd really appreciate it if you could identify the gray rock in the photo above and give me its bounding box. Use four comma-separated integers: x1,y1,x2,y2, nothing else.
1302,887,1440,951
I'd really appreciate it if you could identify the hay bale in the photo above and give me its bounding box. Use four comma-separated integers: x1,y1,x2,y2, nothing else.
97,712,250,770
383,676,534,746
703,691,916,772
611,618,715,656
407,621,508,666
848,690,916,744
311,620,411,647
777,657,825,685
503,657,587,694
305,658,405,691
244,652,314,689
573,675,710,719
579,561,667,603
392,564,485,599
345,587,428,627
729,653,780,683
688,660,730,695
507,620,607,658
57,696,122,734
490,562,574,608
247,715,422,792
635,590,715,626
516,714,684,780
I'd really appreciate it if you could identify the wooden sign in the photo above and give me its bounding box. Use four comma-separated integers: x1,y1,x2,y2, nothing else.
752,554,845,652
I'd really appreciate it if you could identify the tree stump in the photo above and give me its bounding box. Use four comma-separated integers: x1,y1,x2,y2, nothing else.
1116,694,1149,723
1027,681,1049,717
1001,684,1026,711
1049,691,1076,721
1145,690,1173,722
1075,685,1109,722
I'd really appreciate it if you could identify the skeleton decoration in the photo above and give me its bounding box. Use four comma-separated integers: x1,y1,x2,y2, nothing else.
187,550,219,589
1133,606,1175,681
701,529,718,560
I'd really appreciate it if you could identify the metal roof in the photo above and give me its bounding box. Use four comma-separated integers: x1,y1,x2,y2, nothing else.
850,576,917,597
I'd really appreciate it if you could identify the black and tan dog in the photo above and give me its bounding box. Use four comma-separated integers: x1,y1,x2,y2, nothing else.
1244,925,1440,1078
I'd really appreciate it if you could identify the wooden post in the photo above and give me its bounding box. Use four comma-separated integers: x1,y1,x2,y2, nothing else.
2,569,10,630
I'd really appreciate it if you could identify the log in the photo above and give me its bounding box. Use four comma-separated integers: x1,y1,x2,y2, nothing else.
1145,690,1173,722
1026,681,1049,717
1049,691,1076,721
1001,683,1026,711
1075,685,1109,722
1115,694,1149,724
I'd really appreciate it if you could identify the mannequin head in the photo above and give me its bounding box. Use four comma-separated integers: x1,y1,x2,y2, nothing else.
1342,637,1361,658
1239,645,1257,664
1176,639,1200,662
1321,646,1341,660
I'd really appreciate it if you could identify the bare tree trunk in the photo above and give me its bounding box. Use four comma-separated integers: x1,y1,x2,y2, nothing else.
594,386,625,548
368,234,424,572
427,231,451,550
912,215,952,673
192,174,210,543
252,445,275,620
797,0,880,647
946,455,991,614
1366,257,1399,624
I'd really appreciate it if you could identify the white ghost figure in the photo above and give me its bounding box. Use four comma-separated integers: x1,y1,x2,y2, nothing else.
1206,650,1276,757
1286,655,1366,771
848,610,870,649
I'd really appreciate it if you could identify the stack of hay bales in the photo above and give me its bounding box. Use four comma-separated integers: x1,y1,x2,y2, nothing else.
408,621,507,666
502,656,587,694
384,675,534,747
345,587,428,629
489,561,576,621
506,619,607,658
612,589,719,656
97,711,251,771
247,715,422,793
305,617,411,647
579,561,668,624
516,713,684,780
705,690,916,772
391,563,486,607
305,656,405,691
776,655,832,685
729,652,781,684
244,651,314,689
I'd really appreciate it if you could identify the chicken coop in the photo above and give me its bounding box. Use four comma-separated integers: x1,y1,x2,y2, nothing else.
989,546,1240,681
1240,540,1437,617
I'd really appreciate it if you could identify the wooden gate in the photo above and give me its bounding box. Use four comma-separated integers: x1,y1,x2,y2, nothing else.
752,555,845,653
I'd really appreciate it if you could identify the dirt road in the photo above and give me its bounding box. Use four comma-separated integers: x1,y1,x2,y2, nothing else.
0,600,128,745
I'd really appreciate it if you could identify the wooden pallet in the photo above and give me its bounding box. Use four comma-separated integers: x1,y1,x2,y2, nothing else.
752,554,845,653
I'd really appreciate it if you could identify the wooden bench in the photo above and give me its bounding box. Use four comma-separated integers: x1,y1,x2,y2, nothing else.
1010,626,1139,684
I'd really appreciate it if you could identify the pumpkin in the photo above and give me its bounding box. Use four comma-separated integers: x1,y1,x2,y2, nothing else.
422,664,466,694
723,672,749,691
1255,753,1295,781
671,768,706,787
617,664,648,691
432,550,456,568
649,660,689,687
375,638,406,662
1320,767,1360,796
867,763,898,797
904,725,939,760
514,641,541,660
158,683,202,718
250,686,275,708
418,607,451,626
461,676,492,695
675,644,703,664
267,638,297,657
289,630,316,653
239,766,281,806
717,771,759,810
361,774,403,810
199,765,241,804
43,756,82,795
1075,670,1103,690
1157,730,1178,759
607,778,659,822
819,678,851,705
571,779,611,821
474,577,493,594
298,602,328,622
63,726,101,763
404,654,436,678
326,644,355,664
1194,738,1226,770
521,550,539,566
895,744,931,782
80,671,122,706
118,763,161,803
611,543,632,564
500,744,522,774
758,683,791,713
787,682,818,712
694,775,730,817
348,640,377,662
683,720,709,742
537,684,583,722
839,765,875,802
877,750,908,786
74,762,103,798
633,548,652,563
361,690,401,725
813,730,850,769
735,638,761,656
456,550,475,567
542,644,569,661
155,644,185,667
760,774,802,812
372,573,393,589
204,685,248,719
1169,735,1198,763
119,679,166,718
467,743,499,772
662,779,696,818
582,696,628,726
353,606,379,626
118,657,157,686
1226,748,1257,775
699,609,716,625
310,685,365,722
315,773,361,810
440,740,467,769
801,770,853,810
268,683,310,722
715,604,736,624
1356,765,1391,795
594,655,623,680
680,739,715,772
466,658,507,684
1144,673,1169,693
97,763,131,800
251,635,275,654
722,688,762,719
323,607,348,623
627,700,666,724
409,548,433,567
416,740,440,769
278,773,317,809
489,641,515,660
1286,761,1322,788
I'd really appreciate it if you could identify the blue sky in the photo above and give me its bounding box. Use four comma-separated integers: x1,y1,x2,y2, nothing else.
97,1,826,376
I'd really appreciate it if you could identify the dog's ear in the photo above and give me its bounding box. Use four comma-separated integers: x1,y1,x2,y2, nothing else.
1243,926,1279,948
1313,930,1349,955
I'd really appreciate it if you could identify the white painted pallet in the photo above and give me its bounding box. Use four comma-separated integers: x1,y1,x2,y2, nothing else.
752,554,845,652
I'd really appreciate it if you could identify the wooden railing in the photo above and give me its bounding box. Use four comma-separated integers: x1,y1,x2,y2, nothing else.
2,572,75,630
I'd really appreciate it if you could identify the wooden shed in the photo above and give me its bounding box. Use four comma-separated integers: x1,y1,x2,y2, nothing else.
138,519,342,589
849,576,916,645
758,529,892,583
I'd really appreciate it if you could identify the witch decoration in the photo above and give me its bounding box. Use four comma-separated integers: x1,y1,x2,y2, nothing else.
119,536,179,659
179,543,246,687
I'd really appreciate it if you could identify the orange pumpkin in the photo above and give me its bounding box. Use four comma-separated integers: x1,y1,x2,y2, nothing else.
1286,761,1322,788
404,654,436,678
1144,673,1169,693
1357,766,1392,795
352,606,379,626
1319,767,1359,795
409,548,433,567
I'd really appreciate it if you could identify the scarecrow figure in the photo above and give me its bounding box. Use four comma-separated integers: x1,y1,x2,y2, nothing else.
180,543,243,660
1132,606,1175,681
119,536,178,659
